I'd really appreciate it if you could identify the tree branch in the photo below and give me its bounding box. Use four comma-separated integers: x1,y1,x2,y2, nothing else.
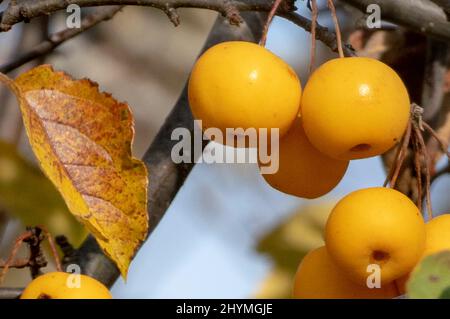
0,0,281,32
430,0,450,18
341,0,450,41
65,11,267,287
1,0,449,42
0,6,123,74
0,0,354,73
421,39,450,123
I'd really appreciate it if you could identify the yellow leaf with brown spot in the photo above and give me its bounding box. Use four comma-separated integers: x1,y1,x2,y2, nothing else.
9,65,148,278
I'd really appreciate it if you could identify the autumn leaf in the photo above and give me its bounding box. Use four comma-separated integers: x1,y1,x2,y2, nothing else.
1,65,148,278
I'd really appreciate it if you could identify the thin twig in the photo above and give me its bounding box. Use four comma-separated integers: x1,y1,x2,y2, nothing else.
388,120,412,188
413,123,433,220
259,0,283,46
41,227,62,272
0,72,13,87
0,258,31,269
327,0,344,58
412,134,423,210
309,0,318,73
423,121,450,159
0,231,32,284
0,6,123,74
384,121,410,186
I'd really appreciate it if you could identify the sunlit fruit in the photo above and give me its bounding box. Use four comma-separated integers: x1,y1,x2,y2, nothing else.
325,187,425,285
293,246,399,299
188,41,301,146
259,117,348,199
21,272,112,299
301,57,410,160
423,214,450,257
396,213,450,294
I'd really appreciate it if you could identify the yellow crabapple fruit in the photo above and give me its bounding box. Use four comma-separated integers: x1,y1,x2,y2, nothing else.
301,57,410,160
188,41,302,146
21,272,112,299
293,246,399,299
325,187,425,285
259,117,348,199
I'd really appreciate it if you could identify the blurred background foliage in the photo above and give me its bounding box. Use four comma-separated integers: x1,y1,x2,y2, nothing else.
255,202,333,298
0,140,86,246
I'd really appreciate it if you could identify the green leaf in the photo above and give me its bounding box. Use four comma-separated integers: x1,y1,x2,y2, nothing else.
407,250,450,299
439,286,450,299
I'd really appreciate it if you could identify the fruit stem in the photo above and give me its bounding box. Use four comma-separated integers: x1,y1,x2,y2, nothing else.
259,0,284,47
422,121,450,160
412,122,433,220
0,71,20,98
0,72,13,87
386,120,412,188
0,231,33,284
41,226,63,272
327,0,344,59
412,133,423,211
309,0,318,73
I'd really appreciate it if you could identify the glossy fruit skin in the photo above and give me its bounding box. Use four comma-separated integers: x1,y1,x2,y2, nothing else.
293,246,399,299
188,41,301,145
301,57,410,160
423,214,450,257
21,272,112,299
325,187,425,285
260,117,348,199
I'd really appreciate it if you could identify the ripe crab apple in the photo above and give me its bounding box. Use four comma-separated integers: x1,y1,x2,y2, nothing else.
293,246,399,299
188,41,302,146
20,272,112,299
396,213,450,294
325,187,425,285
422,214,450,257
301,57,410,160
259,117,348,199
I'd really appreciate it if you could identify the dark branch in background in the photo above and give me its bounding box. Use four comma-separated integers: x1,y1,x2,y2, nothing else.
421,40,450,123
0,6,123,74
0,0,449,41
341,0,450,41
430,0,450,18
0,0,287,32
421,39,450,185
63,12,267,287
0,1,351,73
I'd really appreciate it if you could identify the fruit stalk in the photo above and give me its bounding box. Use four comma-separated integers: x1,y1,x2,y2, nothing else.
327,0,344,58
309,0,318,73
259,0,283,47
